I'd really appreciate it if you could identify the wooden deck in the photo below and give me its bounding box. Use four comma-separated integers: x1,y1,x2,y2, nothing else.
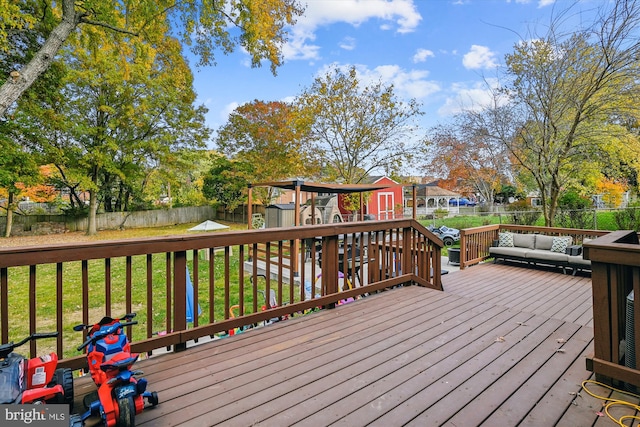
73,263,640,426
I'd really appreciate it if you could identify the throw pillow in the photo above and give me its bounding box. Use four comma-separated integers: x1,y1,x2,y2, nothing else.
498,232,514,247
550,236,572,253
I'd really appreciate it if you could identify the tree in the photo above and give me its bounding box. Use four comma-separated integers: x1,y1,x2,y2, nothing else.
0,0,304,118
0,137,40,237
17,23,210,235
202,155,255,210
216,100,317,201
596,178,627,207
423,116,511,206
144,149,212,209
465,0,640,226
297,65,424,184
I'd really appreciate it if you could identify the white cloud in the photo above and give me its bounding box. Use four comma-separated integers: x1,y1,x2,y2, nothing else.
315,62,440,100
462,45,498,70
339,37,356,51
284,0,422,60
507,0,554,7
437,79,505,116
282,28,321,61
372,65,440,98
413,48,434,63
221,102,239,121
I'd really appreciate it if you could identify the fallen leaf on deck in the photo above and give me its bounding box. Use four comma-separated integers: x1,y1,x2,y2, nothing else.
556,338,567,343
555,348,566,353
495,336,505,342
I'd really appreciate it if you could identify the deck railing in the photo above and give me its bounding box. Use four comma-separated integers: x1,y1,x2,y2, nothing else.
584,230,640,389
459,224,609,269
0,219,442,370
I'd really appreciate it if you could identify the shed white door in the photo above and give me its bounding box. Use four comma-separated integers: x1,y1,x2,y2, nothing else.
378,192,394,220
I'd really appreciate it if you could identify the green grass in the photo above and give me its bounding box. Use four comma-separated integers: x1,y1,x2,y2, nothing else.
4,222,269,358
422,210,622,231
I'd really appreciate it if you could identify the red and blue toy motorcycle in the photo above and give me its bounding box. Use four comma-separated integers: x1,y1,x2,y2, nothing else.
0,332,74,407
74,313,158,427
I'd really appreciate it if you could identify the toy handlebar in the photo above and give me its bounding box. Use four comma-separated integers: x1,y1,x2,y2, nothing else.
0,332,59,357
73,313,137,332
76,320,138,351
14,332,59,347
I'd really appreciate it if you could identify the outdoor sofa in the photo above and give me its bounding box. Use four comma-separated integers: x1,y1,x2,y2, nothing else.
489,232,591,275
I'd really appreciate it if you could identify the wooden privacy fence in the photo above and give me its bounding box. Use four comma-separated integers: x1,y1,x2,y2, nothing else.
584,230,640,389
0,219,442,371
459,224,609,269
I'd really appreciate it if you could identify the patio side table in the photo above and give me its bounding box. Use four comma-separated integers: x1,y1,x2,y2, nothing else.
448,248,461,265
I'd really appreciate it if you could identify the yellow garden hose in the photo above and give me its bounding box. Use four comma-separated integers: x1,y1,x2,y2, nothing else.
581,379,640,426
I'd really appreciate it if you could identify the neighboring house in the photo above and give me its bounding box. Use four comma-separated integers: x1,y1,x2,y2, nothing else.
403,184,461,216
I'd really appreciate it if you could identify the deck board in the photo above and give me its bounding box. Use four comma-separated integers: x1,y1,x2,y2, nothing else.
72,263,640,426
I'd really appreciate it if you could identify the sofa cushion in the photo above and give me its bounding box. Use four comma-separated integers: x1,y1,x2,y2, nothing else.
525,250,569,262
498,232,514,247
513,233,536,249
489,246,529,258
550,236,573,253
535,235,555,251
568,255,591,266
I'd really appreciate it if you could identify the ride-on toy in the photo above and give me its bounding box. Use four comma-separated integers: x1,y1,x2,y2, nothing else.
0,332,74,407
74,313,158,427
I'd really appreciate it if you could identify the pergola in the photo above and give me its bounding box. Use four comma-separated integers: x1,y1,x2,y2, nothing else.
246,180,423,278
247,180,406,229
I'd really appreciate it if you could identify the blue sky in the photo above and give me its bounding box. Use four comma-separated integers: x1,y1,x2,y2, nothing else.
191,0,597,144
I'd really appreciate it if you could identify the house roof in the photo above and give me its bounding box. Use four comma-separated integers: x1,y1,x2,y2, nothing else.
405,184,460,197
266,203,296,210
251,180,399,194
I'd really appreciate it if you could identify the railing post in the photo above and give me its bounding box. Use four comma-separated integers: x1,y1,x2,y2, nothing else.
402,228,412,280
173,250,188,352
585,231,640,389
432,244,442,291
323,236,340,305
460,231,466,270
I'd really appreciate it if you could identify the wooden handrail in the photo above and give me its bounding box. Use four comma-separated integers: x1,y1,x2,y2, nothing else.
0,219,442,370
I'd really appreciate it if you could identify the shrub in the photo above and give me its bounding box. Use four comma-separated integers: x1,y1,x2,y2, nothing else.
613,204,640,231
505,200,541,225
555,190,594,229
434,208,448,219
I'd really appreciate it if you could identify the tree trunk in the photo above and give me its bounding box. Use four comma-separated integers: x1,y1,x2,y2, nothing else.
0,0,78,117
87,189,98,236
4,193,15,238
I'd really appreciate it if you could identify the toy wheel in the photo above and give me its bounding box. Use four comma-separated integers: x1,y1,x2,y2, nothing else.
148,391,159,407
443,237,454,247
54,368,75,410
117,396,135,427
